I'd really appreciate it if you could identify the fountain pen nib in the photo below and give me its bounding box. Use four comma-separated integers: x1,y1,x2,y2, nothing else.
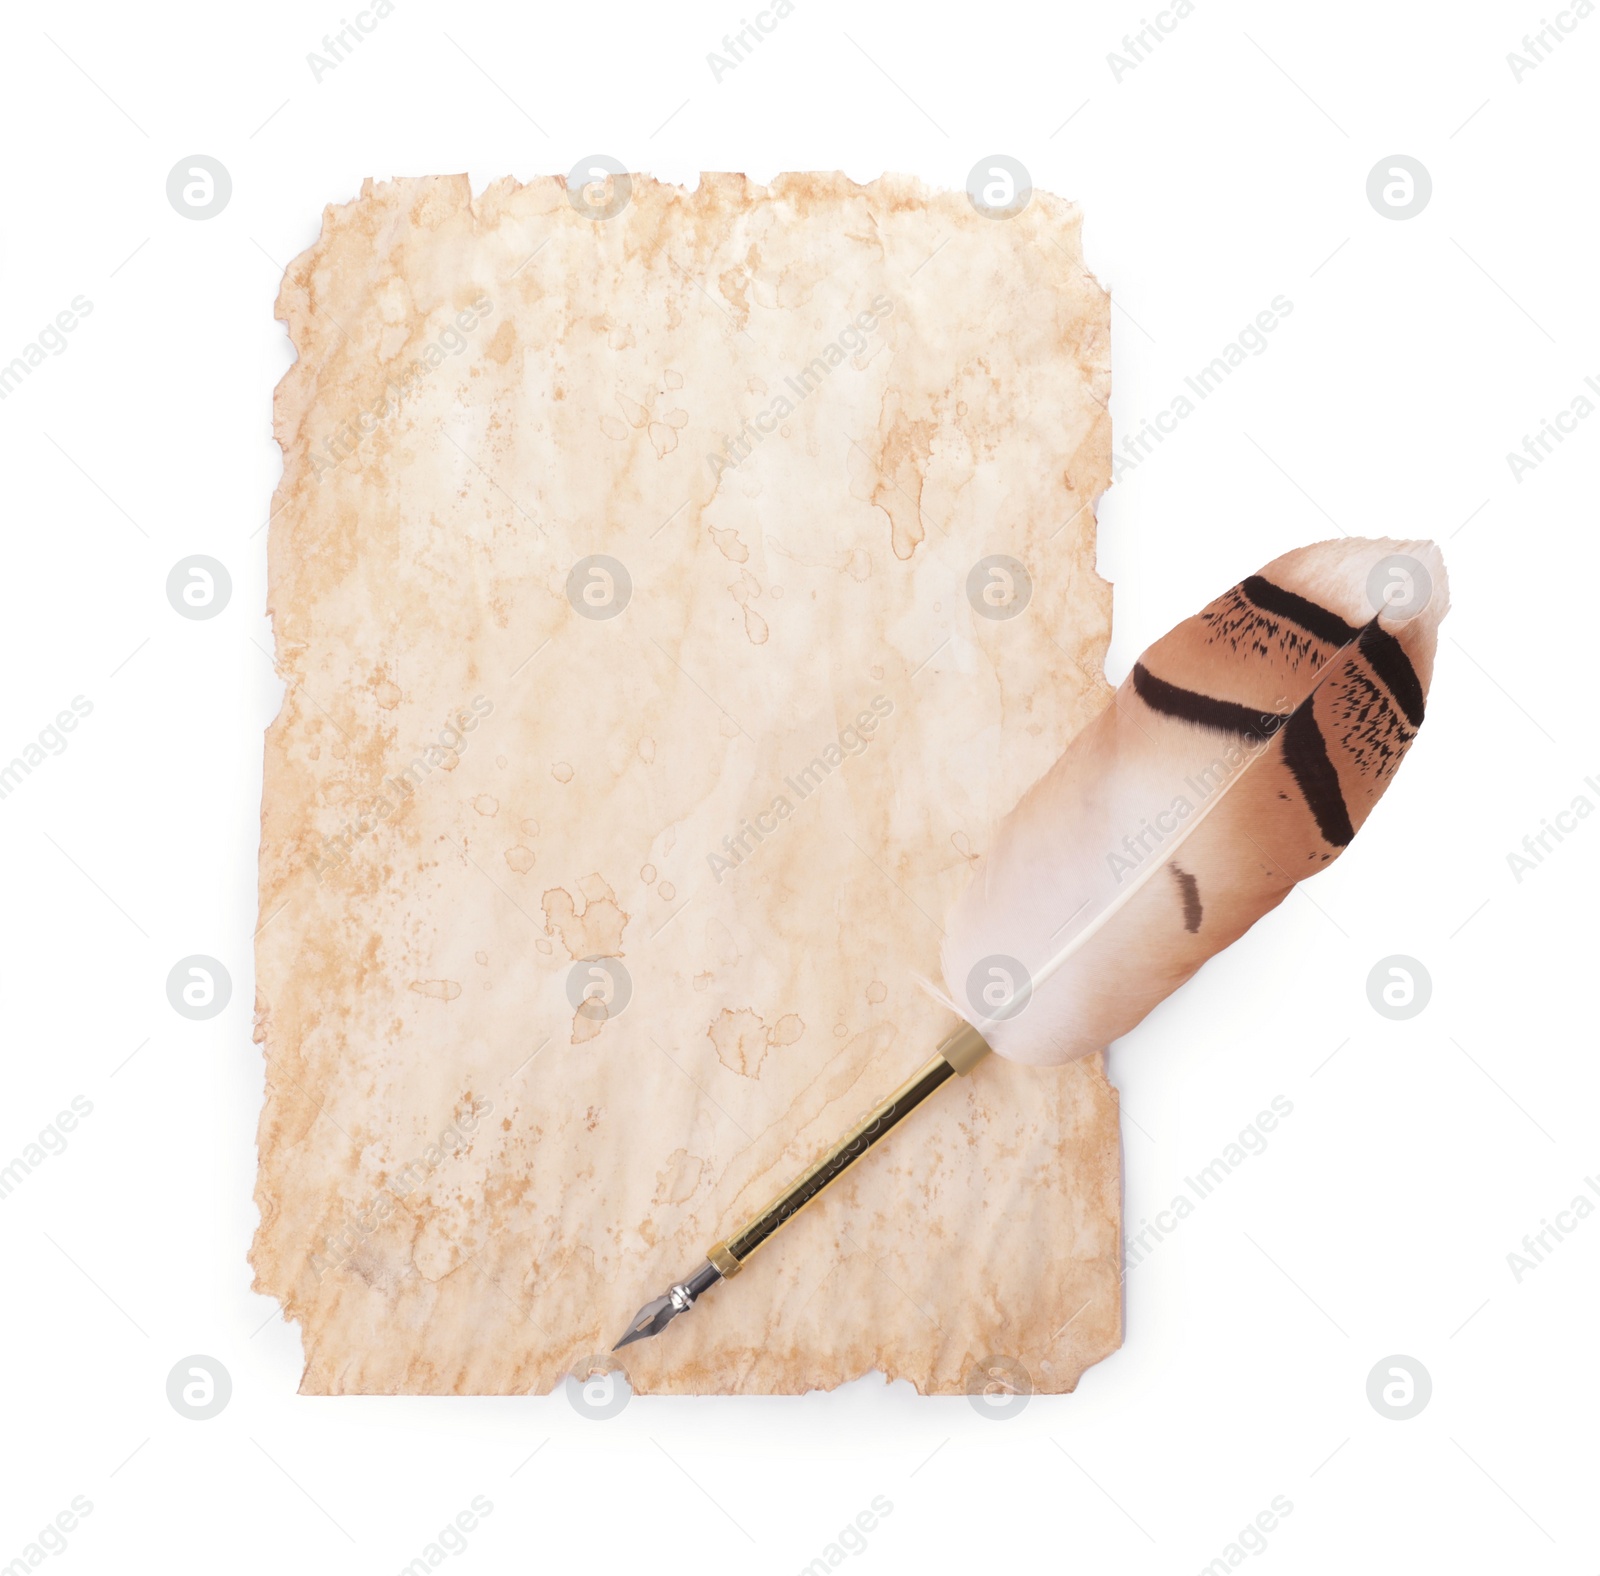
613,1290,679,1349
612,1260,722,1350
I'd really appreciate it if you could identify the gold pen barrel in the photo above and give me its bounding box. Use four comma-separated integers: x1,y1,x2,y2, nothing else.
706,1022,990,1277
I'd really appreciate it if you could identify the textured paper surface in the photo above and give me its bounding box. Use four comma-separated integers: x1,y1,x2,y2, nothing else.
252,171,1120,1395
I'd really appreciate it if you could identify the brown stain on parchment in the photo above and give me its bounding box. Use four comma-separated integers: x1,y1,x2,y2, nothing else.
706,1006,806,1079
653,1149,708,1205
542,877,628,959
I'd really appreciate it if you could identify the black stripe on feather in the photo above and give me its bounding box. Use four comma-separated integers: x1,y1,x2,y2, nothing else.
1281,704,1355,846
1358,621,1425,726
1169,863,1203,933
1240,576,1360,649
1132,663,1290,741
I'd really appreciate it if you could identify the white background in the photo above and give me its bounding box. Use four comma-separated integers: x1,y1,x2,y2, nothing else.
2,0,1597,1571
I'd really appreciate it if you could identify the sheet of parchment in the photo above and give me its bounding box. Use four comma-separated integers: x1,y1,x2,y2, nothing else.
252,171,1119,1394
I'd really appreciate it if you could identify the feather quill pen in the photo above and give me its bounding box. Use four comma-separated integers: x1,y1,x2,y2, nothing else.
615,535,1447,1348
940,534,1449,1062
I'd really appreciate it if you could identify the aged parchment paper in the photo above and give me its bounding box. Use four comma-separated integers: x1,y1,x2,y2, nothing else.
253,172,1120,1394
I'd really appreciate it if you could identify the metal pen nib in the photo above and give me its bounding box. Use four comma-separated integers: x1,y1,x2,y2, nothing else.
612,1023,991,1352
613,1259,722,1349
